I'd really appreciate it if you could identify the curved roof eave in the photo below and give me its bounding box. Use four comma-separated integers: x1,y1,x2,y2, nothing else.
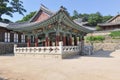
61,10,93,33
6,9,61,32
7,8,92,33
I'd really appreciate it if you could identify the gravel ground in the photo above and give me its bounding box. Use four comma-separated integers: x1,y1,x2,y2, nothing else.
0,50,120,80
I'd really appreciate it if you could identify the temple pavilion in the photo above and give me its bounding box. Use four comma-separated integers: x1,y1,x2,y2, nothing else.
7,5,91,47
5,5,92,58
98,14,120,30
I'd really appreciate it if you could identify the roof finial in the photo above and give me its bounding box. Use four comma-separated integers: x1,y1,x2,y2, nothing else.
60,6,65,11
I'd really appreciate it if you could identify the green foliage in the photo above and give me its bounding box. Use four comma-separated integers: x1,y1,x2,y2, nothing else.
0,0,26,22
71,10,113,26
88,12,103,26
72,10,79,20
17,11,36,22
71,11,89,22
81,14,89,22
109,31,120,39
102,15,112,22
86,36,105,42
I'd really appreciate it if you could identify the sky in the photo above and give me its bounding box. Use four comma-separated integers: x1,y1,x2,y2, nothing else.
2,0,120,22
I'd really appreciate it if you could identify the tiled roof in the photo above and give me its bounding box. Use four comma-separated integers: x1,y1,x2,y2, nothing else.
98,14,120,26
0,22,9,27
29,4,55,22
98,22,120,26
106,14,120,23
74,18,96,31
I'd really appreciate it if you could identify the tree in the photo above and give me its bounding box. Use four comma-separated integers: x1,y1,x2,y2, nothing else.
102,15,112,22
88,12,103,26
17,11,36,22
0,0,26,22
72,10,79,20
81,13,89,22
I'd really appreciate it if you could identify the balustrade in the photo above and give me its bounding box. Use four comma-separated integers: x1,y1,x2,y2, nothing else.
14,42,84,58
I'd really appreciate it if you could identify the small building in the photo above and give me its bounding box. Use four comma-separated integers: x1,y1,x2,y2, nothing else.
98,14,120,30
0,5,92,58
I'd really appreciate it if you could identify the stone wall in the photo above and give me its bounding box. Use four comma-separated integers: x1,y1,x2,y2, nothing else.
0,43,27,54
86,31,120,52
86,42,120,52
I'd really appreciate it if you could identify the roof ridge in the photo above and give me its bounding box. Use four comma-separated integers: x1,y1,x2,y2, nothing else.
29,4,55,22
106,14,120,23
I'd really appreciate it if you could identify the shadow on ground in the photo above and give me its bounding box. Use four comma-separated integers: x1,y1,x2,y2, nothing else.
86,50,114,58
0,53,14,56
0,77,8,80
64,55,81,59
65,50,114,59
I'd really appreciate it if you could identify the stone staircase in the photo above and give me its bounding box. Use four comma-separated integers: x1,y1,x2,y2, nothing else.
82,46,93,55
115,44,120,52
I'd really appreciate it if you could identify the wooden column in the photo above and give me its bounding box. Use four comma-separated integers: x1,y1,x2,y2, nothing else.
49,41,52,46
42,41,45,46
79,36,81,42
74,35,77,46
63,33,66,46
81,36,84,52
81,36,84,46
27,35,31,47
69,34,72,46
35,35,38,47
78,36,81,44
45,33,49,46
56,32,60,46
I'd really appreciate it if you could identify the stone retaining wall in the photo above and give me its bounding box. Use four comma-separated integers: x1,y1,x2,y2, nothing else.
89,43,120,51
0,43,27,54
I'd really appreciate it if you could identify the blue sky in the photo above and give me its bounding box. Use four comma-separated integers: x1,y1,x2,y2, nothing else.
2,0,120,22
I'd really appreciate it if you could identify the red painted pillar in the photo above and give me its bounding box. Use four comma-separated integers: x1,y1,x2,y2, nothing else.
27,36,30,47
49,41,52,46
45,33,49,46
43,41,45,46
69,36,72,46
56,35,60,46
45,37,49,46
35,37,38,47
69,34,72,46
63,34,66,46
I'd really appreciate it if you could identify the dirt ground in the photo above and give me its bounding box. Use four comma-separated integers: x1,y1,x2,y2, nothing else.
0,50,120,80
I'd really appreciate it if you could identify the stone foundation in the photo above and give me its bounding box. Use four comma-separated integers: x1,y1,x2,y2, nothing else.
0,43,27,54
62,52,79,59
85,43,120,52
